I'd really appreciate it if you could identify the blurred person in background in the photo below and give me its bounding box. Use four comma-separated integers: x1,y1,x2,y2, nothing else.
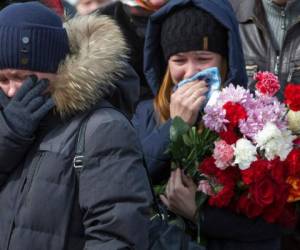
72,0,116,15
98,0,168,102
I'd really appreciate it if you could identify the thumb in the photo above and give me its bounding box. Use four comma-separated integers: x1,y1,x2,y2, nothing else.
0,90,9,108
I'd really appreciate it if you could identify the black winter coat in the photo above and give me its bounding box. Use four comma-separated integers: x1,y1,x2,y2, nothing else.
0,15,151,250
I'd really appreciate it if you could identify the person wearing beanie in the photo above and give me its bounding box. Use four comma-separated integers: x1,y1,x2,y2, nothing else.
132,1,283,250
98,0,168,103
0,2,151,250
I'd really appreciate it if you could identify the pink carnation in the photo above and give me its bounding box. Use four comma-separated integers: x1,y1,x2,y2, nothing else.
254,71,280,96
198,180,213,195
213,140,234,170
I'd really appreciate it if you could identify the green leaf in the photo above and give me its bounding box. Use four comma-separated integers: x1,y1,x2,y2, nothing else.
170,117,190,141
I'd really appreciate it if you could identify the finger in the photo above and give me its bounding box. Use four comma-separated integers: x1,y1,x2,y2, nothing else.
166,177,171,197
26,96,44,112
14,75,37,101
190,96,206,111
182,173,195,187
174,168,183,190
182,81,208,95
170,171,176,194
176,80,208,95
22,79,49,105
184,87,209,103
0,89,9,107
160,194,170,208
32,97,55,120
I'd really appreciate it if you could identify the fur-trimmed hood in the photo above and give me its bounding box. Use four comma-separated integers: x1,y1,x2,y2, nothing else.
51,14,139,117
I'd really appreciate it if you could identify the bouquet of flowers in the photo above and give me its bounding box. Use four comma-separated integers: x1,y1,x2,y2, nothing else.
169,71,300,228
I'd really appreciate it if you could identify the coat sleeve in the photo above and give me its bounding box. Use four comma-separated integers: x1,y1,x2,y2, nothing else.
132,102,172,184
0,112,34,187
78,112,152,250
200,205,282,242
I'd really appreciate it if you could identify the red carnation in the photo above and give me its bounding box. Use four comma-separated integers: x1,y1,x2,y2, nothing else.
254,71,280,96
285,148,300,177
198,157,219,176
284,84,300,111
209,185,234,208
216,167,240,187
219,126,239,145
241,159,269,185
223,102,247,127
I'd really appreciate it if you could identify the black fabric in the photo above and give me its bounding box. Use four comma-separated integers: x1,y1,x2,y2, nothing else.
99,2,153,101
160,6,228,60
149,215,205,250
0,76,54,137
0,101,151,250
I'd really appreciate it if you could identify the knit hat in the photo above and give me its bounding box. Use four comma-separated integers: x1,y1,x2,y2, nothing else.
161,6,228,61
0,1,69,73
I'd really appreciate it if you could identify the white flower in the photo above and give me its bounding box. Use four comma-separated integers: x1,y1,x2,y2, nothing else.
255,122,296,161
234,138,257,170
287,110,300,133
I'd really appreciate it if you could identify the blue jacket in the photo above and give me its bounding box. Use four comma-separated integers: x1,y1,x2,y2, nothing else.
132,1,282,249
132,0,247,184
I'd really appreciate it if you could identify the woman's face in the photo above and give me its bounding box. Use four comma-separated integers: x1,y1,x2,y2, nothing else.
168,51,222,84
0,69,56,98
145,0,168,8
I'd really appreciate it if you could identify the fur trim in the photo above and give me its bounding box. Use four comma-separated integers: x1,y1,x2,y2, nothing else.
52,14,128,116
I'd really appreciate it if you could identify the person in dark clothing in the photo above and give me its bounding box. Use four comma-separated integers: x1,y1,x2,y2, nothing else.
98,0,168,102
132,0,283,249
229,0,300,100
0,2,151,250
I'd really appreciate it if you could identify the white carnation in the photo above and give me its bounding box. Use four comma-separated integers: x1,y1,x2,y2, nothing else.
234,138,257,170
255,122,295,161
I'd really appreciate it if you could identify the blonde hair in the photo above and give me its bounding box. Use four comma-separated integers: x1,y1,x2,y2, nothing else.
154,58,228,124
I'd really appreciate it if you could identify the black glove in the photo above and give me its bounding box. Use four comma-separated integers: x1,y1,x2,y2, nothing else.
0,76,55,137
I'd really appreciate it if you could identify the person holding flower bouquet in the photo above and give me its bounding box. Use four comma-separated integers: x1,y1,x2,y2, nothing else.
132,0,284,249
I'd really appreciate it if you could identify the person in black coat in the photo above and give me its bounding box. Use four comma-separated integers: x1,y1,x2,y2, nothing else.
0,2,151,249
98,0,168,102
132,0,283,249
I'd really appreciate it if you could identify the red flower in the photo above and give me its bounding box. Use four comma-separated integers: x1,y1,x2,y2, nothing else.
236,194,263,218
241,159,269,185
199,157,218,176
219,126,239,145
250,177,276,207
209,185,234,208
269,157,287,184
284,84,300,111
262,184,289,223
223,102,247,127
254,71,280,96
285,148,300,177
216,167,240,187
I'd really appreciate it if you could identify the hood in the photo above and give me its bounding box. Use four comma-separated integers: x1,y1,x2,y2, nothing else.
52,14,139,117
144,0,248,95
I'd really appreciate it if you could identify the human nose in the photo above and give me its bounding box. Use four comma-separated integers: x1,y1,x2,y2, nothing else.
184,62,202,79
7,80,22,98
